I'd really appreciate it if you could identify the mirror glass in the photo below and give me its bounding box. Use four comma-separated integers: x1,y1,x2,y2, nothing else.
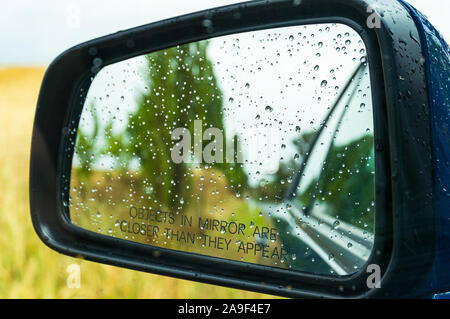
68,23,375,276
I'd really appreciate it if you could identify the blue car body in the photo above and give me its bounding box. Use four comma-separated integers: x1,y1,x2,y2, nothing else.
399,0,450,298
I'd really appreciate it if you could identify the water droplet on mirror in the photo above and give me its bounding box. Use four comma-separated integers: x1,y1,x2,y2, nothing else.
202,19,212,28
333,220,340,229
320,80,328,88
265,105,273,113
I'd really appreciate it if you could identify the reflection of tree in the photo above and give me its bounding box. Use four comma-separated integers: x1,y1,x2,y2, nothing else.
76,41,248,210
72,39,375,274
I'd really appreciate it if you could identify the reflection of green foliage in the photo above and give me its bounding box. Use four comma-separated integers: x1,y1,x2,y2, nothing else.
81,41,247,210
72,39,375,274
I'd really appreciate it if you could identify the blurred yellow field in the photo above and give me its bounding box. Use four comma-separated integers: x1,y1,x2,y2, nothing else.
0,67,276,299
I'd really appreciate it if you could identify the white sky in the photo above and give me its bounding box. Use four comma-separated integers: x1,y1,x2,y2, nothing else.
0,0,448,66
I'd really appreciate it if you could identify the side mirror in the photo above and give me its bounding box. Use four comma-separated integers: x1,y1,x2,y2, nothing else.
30,0,450,298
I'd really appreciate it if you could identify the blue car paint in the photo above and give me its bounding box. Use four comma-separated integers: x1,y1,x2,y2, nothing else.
398,0,450,297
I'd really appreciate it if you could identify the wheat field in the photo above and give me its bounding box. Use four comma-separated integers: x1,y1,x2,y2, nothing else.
0,67,275,299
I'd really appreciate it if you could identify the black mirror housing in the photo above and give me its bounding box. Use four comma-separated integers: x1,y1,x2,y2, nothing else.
30,0,447,298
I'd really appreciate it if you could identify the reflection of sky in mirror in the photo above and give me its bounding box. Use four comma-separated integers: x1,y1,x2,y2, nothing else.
77,23,373,184
207,23,372,184
80,57,148,136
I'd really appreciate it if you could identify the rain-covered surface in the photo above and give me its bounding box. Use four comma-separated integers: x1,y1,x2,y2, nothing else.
400,0,450,293
69,23,375,275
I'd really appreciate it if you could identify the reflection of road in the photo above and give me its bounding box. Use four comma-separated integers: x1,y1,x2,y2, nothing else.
256,202,374,275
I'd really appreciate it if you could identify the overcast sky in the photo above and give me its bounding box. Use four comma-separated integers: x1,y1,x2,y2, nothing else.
0,0,448,65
